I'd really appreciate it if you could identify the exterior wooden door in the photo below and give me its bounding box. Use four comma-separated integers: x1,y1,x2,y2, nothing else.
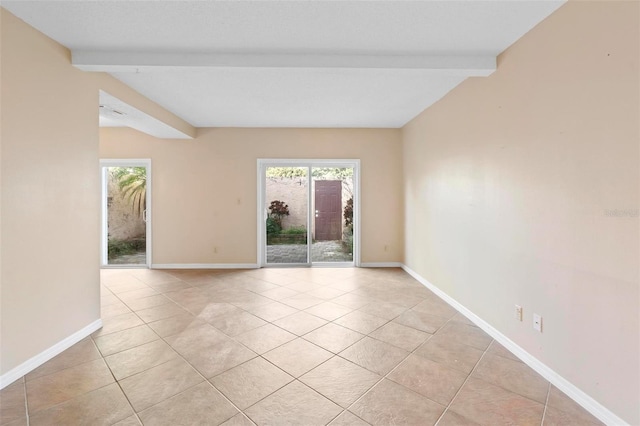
314,180,342,241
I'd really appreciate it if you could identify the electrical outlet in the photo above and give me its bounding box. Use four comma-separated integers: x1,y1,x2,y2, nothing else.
533,313,542,332
514,305,522,321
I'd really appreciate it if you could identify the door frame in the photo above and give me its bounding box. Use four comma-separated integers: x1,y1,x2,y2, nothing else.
257,158,361,268
100,159,152,268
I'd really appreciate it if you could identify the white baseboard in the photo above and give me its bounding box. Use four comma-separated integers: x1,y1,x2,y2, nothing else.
154,263,401,269
401,264,628,426
0,319,103,390
152,263,259,270
360,262,403,268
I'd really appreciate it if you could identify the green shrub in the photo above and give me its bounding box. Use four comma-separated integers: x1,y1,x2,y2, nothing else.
344,197,353,229
108,238,146,260
266,216,281,235
281,226,307,235
268,200,290,228
341,226,353,254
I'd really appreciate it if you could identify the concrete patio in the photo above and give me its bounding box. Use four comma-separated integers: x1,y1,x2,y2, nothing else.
267,240,353,264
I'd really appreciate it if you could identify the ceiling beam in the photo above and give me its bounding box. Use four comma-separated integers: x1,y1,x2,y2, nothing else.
99,91,192,139
73,51,496,76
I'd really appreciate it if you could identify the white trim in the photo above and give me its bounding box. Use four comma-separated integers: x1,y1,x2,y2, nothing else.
152,263,259,269
100,165,109,265
100,159,152,268
401,264,629,426
360,262,403,268
100,158,152,167
257,161,265,267
0,319,102,390
353,164,361,268
146,162,152,268
258,158,361,167
100,265,148,270
308,262,354,268
307,165,312,265
74,51,496,76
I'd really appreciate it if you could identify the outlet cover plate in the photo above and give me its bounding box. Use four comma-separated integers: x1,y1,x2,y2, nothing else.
533,313,542,332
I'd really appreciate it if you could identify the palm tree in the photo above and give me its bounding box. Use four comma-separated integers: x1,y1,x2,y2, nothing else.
111,167,146,217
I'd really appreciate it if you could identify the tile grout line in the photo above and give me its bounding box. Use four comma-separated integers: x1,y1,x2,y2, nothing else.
96,288,169,359
432,333,493,426
540,382,552,426
192,286,394,422
336,312,449,425
89,333,144,426
101,279,181,425
141,269,570,424
328,345,415,425
20,272,222,425
451,340,554,411
96,309,248,425
144,321,259,425
24,368,132,425
301,305,421,424
165,274,405,425
25,381,125,424
402,313,479,425
219,354,294,422
320,292,457,424
429,322,550,424
212,324,360,419
27,269,491,426
410,305,553,423
153,291,291,358
22,377,30,426
20,340,118,422
71,277,357,403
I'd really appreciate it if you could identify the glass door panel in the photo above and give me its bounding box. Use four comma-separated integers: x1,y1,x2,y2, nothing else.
311,167,354,263
265,166,309,264
105,166,147,266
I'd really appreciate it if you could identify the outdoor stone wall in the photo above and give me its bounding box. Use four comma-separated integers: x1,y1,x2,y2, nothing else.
265,176,308,229
107,173,146,241
265,176,353,238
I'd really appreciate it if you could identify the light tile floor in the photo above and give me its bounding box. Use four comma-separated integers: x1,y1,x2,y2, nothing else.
0,268,604,426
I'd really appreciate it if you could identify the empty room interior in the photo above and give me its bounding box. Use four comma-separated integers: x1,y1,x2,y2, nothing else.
0,1,638,425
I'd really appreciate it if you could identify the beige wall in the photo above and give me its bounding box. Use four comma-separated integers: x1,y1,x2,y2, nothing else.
0,9,192,377
402,1,639,423
0,8,101,375
99,127,403,265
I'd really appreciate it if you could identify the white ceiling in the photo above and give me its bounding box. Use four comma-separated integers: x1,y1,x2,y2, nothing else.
3,0,565,129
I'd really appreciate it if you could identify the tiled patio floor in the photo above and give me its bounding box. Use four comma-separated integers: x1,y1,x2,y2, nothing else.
109,251,147,265
0,267,602,425
267,240,353,263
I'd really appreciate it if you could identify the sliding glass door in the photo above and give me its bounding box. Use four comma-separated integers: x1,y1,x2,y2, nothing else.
264,166,309,264
311,167,354,263
100,159,151,268
258,160,359,267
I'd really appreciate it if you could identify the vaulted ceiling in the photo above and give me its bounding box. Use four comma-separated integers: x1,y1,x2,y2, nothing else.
3,1,565,128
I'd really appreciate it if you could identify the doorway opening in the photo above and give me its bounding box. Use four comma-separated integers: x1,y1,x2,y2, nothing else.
100,159,151,268
258,160,360,267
